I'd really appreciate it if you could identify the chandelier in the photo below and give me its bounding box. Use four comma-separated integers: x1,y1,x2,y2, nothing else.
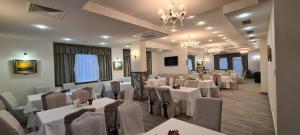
240,50,248,54
207,48,221,55
180,36,200,49
158,2,186,26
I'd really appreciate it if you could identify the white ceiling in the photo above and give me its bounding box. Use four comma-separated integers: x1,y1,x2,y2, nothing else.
0,0,272,52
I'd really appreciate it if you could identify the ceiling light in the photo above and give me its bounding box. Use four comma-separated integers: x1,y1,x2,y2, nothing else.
212,31,219,34
240,50,248,54
207,48,221,54
171,29,177,32
237,13,251,19
226,39,230,42
158,3,186,26
187,16,195,19
62,38,72,41
125,45,130,48
250,39,256,42
171,40,176,42
243,26,254,30
180,35,200,49
248,34,256,37
205,27,213,30
33,24,49,29
252,42,257,45
197,21,205,26
100,35,110,39
208,39,213,42
222,37,227,39
99,42,107,45
161,37,167,40
158,49,163,52
218,34,224,37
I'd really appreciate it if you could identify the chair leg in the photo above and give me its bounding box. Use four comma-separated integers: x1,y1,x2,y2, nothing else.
114,93,118,100
149,100,154,114
162,103,169,119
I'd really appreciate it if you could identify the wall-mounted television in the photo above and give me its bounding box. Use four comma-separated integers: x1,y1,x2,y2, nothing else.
164,56,178,66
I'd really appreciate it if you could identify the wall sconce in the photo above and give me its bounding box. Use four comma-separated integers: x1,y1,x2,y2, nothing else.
134,53,137,59
22,52,29,60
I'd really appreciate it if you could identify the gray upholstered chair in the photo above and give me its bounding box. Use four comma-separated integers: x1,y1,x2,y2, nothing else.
104,100,125,134
184,80,199,88
0,92,27,126
41,92,67,110
64,108,96,135
63,83,76,90
200,87,209,97
111,81,121,100
210,86,221,98
194,98,223,132
156,87,181,118
0,110,36,135
144,86,161,115
72,87,93,103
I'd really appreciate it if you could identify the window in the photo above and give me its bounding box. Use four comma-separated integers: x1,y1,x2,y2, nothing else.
74,54,99,83
219,58,228,70
233,57,243,76
188,59,193,71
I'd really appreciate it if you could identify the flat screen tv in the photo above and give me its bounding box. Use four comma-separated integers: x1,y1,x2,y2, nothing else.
164,56,178,66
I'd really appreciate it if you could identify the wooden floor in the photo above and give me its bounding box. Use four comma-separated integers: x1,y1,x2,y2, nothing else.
137,80,275,135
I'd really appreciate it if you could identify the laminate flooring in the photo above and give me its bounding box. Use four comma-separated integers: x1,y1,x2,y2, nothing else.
137,80,275,135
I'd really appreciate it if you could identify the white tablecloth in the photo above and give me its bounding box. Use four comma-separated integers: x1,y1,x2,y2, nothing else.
143,118,226,135
198,80,215,88
148,78,166,86
221,76,232,89
161,86,201,117
36,98,115,135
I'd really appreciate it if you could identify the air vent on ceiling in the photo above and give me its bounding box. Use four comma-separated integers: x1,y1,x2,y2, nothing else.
133,31,168,40
246,30,254,34
242,20,252,25
28,3,66,19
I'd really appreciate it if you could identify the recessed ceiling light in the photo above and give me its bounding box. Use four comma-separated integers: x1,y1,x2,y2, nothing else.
100,35,110,39
62,38,72,41
161,37,167,40
243,26,254,30
99,42,107,45
226,39,230,42
187,16,195,19
125,45,130,48
205,27,213,30
208,39,213,42
171,40,176,42
237,13,251,19
158,49,163,52
212,31,219,34
197,21,205,26
218,34,224,37
250,39,256,42
252,42,257,45
33,24,49,29
248,34,256,37
171,29,177,32
222,37,227,39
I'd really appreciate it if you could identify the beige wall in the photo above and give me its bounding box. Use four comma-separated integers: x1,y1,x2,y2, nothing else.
260,39,269,93
274,0,300,134
0,37,125,105
248,51,260,72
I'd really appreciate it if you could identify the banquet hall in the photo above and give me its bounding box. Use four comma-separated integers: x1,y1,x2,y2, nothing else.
0,0,299,135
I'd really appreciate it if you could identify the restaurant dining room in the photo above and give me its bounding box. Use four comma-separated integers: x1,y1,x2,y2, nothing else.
0,0,300,135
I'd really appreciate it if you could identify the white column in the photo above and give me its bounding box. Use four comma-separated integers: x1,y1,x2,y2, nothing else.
130,41,147,72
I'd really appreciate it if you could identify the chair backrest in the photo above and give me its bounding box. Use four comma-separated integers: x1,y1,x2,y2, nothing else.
144,86,161,102
0,110,24,135
72,87,93,103
111,81,121,93
118,102,145,135
0,92,19,110
194,98,223,132
200,87,209,97
156,87,173,105
42,92,67,110
64,108,96,135
63,83,76,90
35,86,55,94
184,80,199,88
104,100,125,131
174,79,185,86
0,99,6,110
210,86,220,98
124,88,135,101
71,112,107,135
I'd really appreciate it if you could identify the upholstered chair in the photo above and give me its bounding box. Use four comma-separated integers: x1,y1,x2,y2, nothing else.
71,112,106,135
156,87,181,118
238,70,247,84
184,80,199,88
200,87,209,97
64,108,96,135
41,92,67,110
62,83,76,90
72,87,93,103
230,81,239,90
111,81,121,100
104,100,125,134
194,98,223,132
144,86,161,115
174,79,185,86
210,86,221,98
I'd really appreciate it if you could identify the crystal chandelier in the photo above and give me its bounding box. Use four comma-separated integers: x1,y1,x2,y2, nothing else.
158,1,186,26
240,50,248,54
180,36,200,49
207,48,221,55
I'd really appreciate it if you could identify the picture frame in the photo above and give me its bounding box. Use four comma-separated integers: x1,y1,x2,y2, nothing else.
13,60,38,74
113,61,123,70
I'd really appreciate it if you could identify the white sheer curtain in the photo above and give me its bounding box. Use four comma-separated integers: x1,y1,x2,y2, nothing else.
219,58,228,70
74,54,100,83
233,57,243,76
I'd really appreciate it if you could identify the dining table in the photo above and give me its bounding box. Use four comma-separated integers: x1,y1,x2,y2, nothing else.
160,86,201,117
143,118,226,135
35,97,115,135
